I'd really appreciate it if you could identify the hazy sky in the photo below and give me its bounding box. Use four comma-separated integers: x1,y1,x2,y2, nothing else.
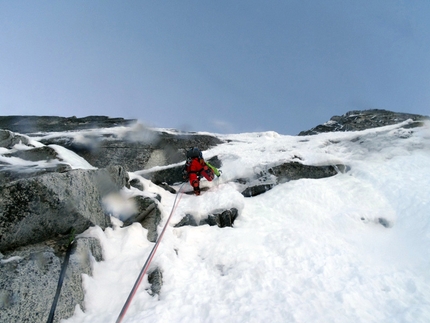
1,1,429,135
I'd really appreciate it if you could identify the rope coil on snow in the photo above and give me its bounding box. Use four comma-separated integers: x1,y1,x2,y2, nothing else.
115,183,185,323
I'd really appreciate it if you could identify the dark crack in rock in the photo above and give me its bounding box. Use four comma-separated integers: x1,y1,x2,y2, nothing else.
122,196,161,242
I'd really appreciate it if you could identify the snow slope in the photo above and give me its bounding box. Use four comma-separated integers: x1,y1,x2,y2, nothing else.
59,120,430,323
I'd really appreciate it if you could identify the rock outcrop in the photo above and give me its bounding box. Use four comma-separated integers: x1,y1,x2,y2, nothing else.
0,165,129,252
39,128,223,172
122,195,162,242
0,163,73,184
240,162,347,197
299,109,429,136
0,115,135,134
268,162,347,182
175,208,239,228
0,236,103,323
147,268,163,296
0,129,31,148
0,116,227,322
0,111,427,322
3,145,60,161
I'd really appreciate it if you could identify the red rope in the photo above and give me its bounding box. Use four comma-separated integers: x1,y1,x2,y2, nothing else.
115,184,185,323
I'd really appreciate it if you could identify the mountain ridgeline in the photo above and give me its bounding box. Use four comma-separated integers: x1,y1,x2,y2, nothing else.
0,109,428,322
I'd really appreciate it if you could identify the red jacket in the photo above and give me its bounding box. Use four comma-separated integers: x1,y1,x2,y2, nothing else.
185,157,214,186
186,157,206,175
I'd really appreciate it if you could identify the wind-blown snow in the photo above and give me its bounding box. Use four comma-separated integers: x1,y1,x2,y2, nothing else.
50,144,97,170
46,120,430,322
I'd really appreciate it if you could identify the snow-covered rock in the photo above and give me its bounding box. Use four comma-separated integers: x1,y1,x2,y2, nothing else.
299,109,429,135
0,111,429,323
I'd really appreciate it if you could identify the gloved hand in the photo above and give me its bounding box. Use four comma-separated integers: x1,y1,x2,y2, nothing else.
216,170,222,177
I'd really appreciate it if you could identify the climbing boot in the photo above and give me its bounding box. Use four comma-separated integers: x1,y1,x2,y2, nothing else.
194,187,201,196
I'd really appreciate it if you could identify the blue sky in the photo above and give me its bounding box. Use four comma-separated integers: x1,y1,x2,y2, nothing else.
1,1,429,135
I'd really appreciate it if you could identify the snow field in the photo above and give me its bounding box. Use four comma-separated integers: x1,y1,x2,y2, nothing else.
57,121,430,323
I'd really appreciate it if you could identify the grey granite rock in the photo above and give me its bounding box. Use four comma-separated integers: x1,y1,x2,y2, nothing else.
0,236,103,323
299,109,429,136
0,129,31,148
0,166,129,252
0,116,135,134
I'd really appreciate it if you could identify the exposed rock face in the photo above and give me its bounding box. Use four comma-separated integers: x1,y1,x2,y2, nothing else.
0,163,73,184
206,208,239,227
174,214,198,227
268,162,346,182
0,117,225,322
147,268,163,296
122,196,162,242
129,178,144,191
0,132,73,185
0,129,31,148
0,165,129,252
4,145,60,161
0,115,135,134
0,116,225,322
53,138,155,172
175,208,239,228
142,164,186,186
241,184,275,198
240,162,347,197
299,109,429,136
39,129,223,171
0,236,103,323
0,110,424,322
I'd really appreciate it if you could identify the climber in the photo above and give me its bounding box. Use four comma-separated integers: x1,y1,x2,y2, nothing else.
183,147,220,195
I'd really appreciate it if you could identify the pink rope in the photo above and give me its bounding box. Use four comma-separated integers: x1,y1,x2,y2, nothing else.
116,184,185,323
